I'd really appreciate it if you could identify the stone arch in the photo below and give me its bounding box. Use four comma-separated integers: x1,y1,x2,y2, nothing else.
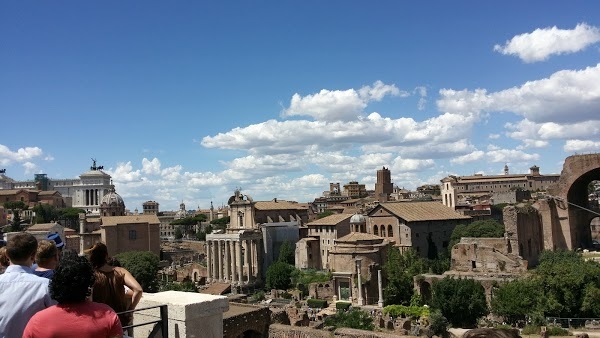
387,224,393,237
381,225,386,237
420,281,432,302
373,225,379,236
545,154,600,250
241,329,262,338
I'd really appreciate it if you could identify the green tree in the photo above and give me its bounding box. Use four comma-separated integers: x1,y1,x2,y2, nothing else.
581,283,600,317
32,203,59,224
449,219,504,250
491,278,543,325
323,308,374,331
4,201,27,231
431,277,488,328
265,261,294,290
210,216,230,227
383,247,428,306
277,241,295,265
160,280,197,292
174,227,183,239
56,207,86,230
115,251,160,292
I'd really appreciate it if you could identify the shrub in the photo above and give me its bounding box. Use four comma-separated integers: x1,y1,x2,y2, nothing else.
428,310,450,338
383,304,430,319
323,308,374,331
336,302,352,311
250,291,265,303
307,298,327,309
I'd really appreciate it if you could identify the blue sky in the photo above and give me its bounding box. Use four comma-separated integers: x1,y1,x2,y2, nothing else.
1,1,600,211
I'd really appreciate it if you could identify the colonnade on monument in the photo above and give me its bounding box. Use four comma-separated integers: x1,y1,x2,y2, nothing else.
205,236,262,285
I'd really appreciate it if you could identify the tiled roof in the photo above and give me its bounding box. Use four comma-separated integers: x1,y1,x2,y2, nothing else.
376,201,471,222
336,232,384,242
38,191,60,195
100,215,160,226
254,200,307,211
306,213,352,226
0,189,34,195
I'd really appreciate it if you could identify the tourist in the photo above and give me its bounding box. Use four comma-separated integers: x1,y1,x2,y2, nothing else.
0,233,54,337
34,239,59,279
85,242,143,328
0,246,9,274
46,232,65,254
23,251,123,337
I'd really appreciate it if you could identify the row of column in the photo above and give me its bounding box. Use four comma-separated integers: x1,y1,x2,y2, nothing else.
206,239,261,285
85,189,99,206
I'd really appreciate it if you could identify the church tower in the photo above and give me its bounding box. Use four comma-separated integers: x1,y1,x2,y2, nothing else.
375,167,393,202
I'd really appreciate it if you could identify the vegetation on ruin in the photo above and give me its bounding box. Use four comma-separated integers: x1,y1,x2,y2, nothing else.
290,269,332,287
306,298,327,308
323,308,374,331
195,224,212,241
265,261,294,290
160,280,197,292
491,250,600,325
383,304,430,319
383,247,429,306
449,219,505,250
277,240,295,265
431,277,488,328
115,250,160,292
316,210,334,219
56,207,86,230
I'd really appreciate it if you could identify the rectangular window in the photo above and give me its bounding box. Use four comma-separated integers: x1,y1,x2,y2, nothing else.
129,230,137,240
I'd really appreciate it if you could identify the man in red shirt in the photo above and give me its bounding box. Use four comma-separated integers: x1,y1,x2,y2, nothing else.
23,251,123,338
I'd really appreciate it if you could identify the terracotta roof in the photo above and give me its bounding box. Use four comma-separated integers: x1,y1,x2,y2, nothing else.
254,200,306,211
336,232,384,242
38,191,60,196
27,223,60,231
376,201,471,222
0,189,35,195
200,282,231,295
306,213,352,226
100,215,160,226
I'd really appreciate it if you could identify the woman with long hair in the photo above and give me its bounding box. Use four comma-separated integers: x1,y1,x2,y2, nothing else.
85,242,143,328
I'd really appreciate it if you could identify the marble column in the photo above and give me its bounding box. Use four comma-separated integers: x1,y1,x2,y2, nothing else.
217,241,223,281
356,258,364,305
246,240,252,284
230,241,237,284
253,239,261,282
206,241,212,283
378,269,384,307
212,240,218,283
224,240,230,281
236,240,243,286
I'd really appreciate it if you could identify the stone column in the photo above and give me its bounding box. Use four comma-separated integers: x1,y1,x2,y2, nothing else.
211,241,218,283
378,269,384,307
223,240,230,281
236,240,243,286
246,240,252,284
356,258,364,305
206,241,212,283
230,241,236,285
253,239,261,282
217,241,223,282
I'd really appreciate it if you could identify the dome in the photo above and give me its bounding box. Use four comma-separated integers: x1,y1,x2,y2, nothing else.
101,186,124,207
350,213,366,224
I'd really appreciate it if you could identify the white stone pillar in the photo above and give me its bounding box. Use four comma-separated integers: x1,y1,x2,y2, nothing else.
211,240,218,283
253,239,261,282
356,258,364,305
217,241,223,282
206,241,212,283
378,269,384,307
230,241,236,284
246,240,252,284
237,240,243,286
224,240,230,281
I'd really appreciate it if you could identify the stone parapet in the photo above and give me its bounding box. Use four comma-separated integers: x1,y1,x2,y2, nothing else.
133,290,229,338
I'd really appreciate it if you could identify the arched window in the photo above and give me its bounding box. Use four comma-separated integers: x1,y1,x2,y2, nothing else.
388,224,393,237
373,225,379,236
381,225,386,237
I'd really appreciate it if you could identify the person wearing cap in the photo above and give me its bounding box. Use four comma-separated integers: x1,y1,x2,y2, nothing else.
0,233,55,337
34,240,59,279
46,232,65,253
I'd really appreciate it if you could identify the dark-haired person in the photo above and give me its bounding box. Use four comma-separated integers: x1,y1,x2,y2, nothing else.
23,252,123,338
85,242,143,328
34,239,59,279
0,233,54,337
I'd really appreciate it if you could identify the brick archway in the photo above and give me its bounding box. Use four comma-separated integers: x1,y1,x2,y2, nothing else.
543,154,600,250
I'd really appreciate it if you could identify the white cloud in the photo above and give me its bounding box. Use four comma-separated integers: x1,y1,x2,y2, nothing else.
391,157,435,172
486,149,539,163
451,150,485,164
494,23,600,62
23,162,38,174
506,119,600,141
438,64,600,124
564,140,600,153
488,134,500,139
142,158,161,175
110,162,142,182
281,81,404,122
0,144,44,166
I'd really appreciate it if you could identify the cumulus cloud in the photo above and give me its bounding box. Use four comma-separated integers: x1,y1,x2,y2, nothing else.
494,23,600,62
0,144,44,166
506,119,600,141
564,140,600,153
142,158,161,175
488,134,500,139
111,162,142,182
486,149,539,163
438,64,600,124
23,162,38,174
281,81,405,122
451,150,485,164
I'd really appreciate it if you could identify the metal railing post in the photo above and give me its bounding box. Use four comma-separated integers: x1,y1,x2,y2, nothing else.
160,304,169,338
